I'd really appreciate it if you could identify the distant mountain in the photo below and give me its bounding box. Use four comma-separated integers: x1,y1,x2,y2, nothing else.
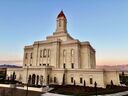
97,64,128,71
0,64,22,68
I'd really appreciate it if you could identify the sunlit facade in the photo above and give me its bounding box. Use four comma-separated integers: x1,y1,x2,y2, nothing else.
7,11,120,87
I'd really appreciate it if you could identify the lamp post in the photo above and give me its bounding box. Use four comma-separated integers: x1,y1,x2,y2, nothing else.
25,66,29,96
94,81,97,96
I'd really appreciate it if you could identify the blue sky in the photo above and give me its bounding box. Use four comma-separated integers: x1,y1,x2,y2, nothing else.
0,0,128,65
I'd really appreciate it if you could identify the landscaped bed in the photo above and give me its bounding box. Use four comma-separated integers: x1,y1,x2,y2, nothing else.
49,85,128,96
0,84,128,96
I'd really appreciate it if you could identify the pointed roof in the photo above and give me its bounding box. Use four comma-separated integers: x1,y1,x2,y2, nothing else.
57,11,66,19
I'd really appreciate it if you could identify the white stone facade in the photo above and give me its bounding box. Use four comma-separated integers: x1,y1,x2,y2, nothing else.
7,11,120,88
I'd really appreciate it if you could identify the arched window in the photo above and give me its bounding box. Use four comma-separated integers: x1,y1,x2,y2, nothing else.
36,75,39,85
43,49,47,57
80,77,83,83
47,75,50,84
32,74,36,85
40,75,43,85
71,77,74,83
28,75,32,85
54,77,57,83
89,75,93,84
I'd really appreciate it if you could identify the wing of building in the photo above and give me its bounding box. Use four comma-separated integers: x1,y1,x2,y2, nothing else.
7,11,120,88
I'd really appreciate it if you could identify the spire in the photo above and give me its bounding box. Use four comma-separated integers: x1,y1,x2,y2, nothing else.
57,10,66,19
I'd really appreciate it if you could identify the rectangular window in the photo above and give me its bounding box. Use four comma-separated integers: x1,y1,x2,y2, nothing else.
40,50,42,58
71,63,74,69
54,77,57,83
71,77,73,83
63,63,66,69
90,78,93,84
25,53,28,59
48,49,50,57
43,49,47,57
43,64,46,66
30,53,33,59
80,78,83,83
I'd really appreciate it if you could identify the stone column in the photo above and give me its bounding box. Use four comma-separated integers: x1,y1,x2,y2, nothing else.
52,40,60,68
33,42,39,66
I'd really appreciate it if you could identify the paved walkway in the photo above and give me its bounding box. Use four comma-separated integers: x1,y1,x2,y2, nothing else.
97,91,128,96
41,92,70,96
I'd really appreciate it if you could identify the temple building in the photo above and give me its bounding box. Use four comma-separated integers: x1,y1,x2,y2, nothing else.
7,11,120,87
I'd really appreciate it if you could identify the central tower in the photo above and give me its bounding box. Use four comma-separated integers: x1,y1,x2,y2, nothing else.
55,11,67,34
47,11,73,41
